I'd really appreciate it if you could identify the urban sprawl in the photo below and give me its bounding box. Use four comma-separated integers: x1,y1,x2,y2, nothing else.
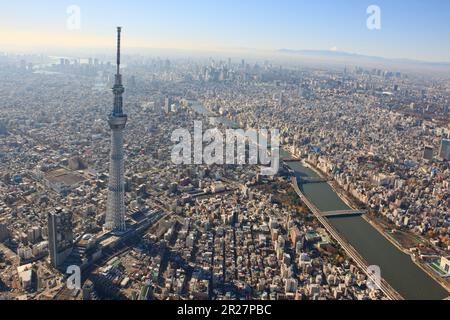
0,46,449,300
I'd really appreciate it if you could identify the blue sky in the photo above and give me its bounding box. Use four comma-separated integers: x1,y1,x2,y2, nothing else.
1,0,450,61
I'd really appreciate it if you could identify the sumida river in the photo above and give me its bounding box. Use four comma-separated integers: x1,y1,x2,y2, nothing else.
285,159,448,300
189,101,449,300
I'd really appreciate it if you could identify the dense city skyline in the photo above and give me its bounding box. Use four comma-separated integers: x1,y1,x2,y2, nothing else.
0,1,449,305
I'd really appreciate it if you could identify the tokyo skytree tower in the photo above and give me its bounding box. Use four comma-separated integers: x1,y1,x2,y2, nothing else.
105,27,127,232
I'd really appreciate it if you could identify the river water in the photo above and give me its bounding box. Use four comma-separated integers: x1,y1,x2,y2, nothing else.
285,155,448,300
189,101,449,300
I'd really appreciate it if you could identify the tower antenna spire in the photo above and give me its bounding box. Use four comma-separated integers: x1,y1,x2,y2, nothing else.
116,26,121,76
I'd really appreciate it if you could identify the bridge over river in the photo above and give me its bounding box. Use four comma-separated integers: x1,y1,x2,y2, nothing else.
188,101,450,300
287,164,449,300
298,176,331,184
291,177,404,300
321,209,366,218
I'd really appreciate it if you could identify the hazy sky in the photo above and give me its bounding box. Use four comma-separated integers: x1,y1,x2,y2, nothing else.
1,0,450,61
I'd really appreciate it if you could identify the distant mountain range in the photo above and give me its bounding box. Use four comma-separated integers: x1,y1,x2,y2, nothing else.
277,49,450,68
